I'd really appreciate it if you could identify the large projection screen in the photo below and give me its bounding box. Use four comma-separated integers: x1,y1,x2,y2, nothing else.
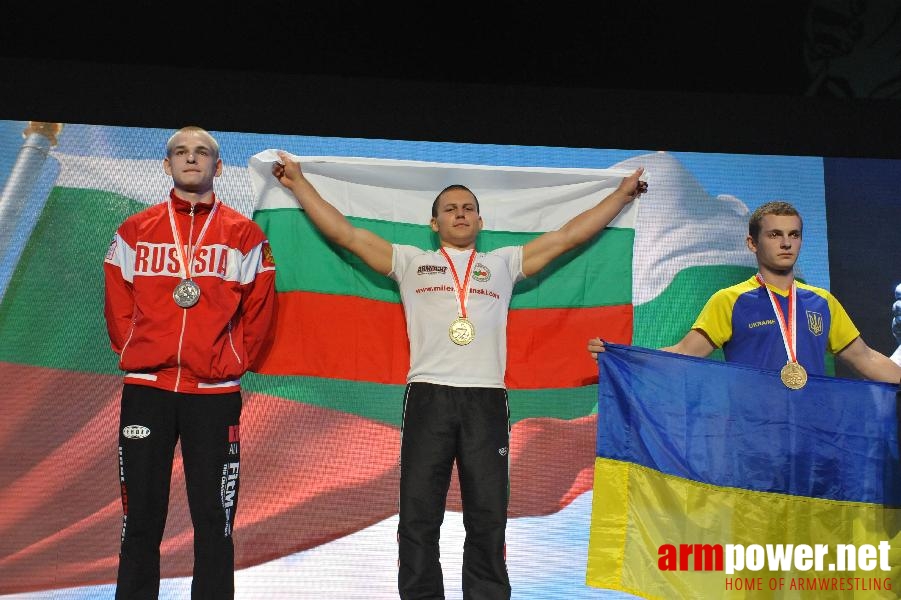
1,58,899,599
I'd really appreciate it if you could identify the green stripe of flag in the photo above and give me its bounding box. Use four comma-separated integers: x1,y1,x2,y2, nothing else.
632,264,758,350
255,208,633,309
0,187,135,374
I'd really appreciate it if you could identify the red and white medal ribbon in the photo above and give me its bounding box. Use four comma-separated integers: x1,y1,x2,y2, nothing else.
167,198,219,280
755,273,797,364
440,248,477,345
440,247,477,320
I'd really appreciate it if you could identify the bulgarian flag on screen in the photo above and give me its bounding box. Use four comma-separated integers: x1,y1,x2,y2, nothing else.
0,121,763,596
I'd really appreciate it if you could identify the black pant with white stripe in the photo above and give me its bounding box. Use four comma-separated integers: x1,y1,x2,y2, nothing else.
398,382,511,600
115,384,242,600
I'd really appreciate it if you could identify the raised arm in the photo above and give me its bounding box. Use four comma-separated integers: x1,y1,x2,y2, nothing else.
522,167,646,277
835,337,901,385
272,151,394,275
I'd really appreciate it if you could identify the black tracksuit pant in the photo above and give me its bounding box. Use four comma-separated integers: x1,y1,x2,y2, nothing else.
398,382,511,600
115,384,242,600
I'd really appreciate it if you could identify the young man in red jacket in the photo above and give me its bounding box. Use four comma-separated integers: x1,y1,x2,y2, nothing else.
103,126,276,599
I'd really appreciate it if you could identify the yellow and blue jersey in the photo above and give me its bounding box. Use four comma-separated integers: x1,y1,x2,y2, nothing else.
692,276,860,376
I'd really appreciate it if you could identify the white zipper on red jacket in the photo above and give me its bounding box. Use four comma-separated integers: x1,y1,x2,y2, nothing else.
174,203,196,392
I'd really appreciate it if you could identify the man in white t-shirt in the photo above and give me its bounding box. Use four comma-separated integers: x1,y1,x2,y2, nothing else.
271,153,645,600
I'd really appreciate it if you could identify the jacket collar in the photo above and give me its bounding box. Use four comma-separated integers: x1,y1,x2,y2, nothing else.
170,189,216,214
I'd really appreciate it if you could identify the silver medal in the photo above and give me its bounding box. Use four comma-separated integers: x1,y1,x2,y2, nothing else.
173,279,201,308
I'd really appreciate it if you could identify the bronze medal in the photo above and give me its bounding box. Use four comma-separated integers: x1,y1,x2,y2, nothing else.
173,278,201,308
449,317,475,345
780,361,807,390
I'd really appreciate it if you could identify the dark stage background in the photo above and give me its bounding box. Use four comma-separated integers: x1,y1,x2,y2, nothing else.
0,3,899,596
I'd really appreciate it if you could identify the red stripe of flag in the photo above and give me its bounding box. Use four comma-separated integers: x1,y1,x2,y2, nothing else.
258,291,632,388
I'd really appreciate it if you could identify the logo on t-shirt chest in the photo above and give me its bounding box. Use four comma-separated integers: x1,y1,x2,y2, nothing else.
472,263,491,282
806,310,824,336
416,264,448,276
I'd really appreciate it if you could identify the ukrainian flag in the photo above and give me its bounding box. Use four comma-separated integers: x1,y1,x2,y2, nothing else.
587,343,901,599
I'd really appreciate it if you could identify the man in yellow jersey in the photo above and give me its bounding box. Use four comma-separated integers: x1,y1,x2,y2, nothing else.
589,201,901,384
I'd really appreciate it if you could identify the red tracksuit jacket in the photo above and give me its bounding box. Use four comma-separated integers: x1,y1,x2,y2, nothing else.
103,190,277,394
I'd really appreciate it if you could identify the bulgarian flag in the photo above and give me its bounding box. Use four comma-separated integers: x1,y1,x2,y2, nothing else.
248,150,636,389
1,121,783,598
245,150,637,547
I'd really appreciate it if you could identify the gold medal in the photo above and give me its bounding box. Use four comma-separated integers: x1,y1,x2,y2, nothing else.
440,247,478,348
449,317,475,345
757,275,808,389
780,361,807,390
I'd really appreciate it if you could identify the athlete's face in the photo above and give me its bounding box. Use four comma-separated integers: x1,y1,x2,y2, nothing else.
748,214,802,274
430,187,483,249
163,130,222,195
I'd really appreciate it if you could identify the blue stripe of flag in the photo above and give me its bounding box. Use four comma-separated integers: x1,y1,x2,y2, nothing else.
597,343,901,505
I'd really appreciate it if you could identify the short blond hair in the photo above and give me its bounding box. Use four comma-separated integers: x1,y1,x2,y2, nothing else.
166,126,220,158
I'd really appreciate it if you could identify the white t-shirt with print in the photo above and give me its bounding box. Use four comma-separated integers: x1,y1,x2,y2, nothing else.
389,244,525,388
